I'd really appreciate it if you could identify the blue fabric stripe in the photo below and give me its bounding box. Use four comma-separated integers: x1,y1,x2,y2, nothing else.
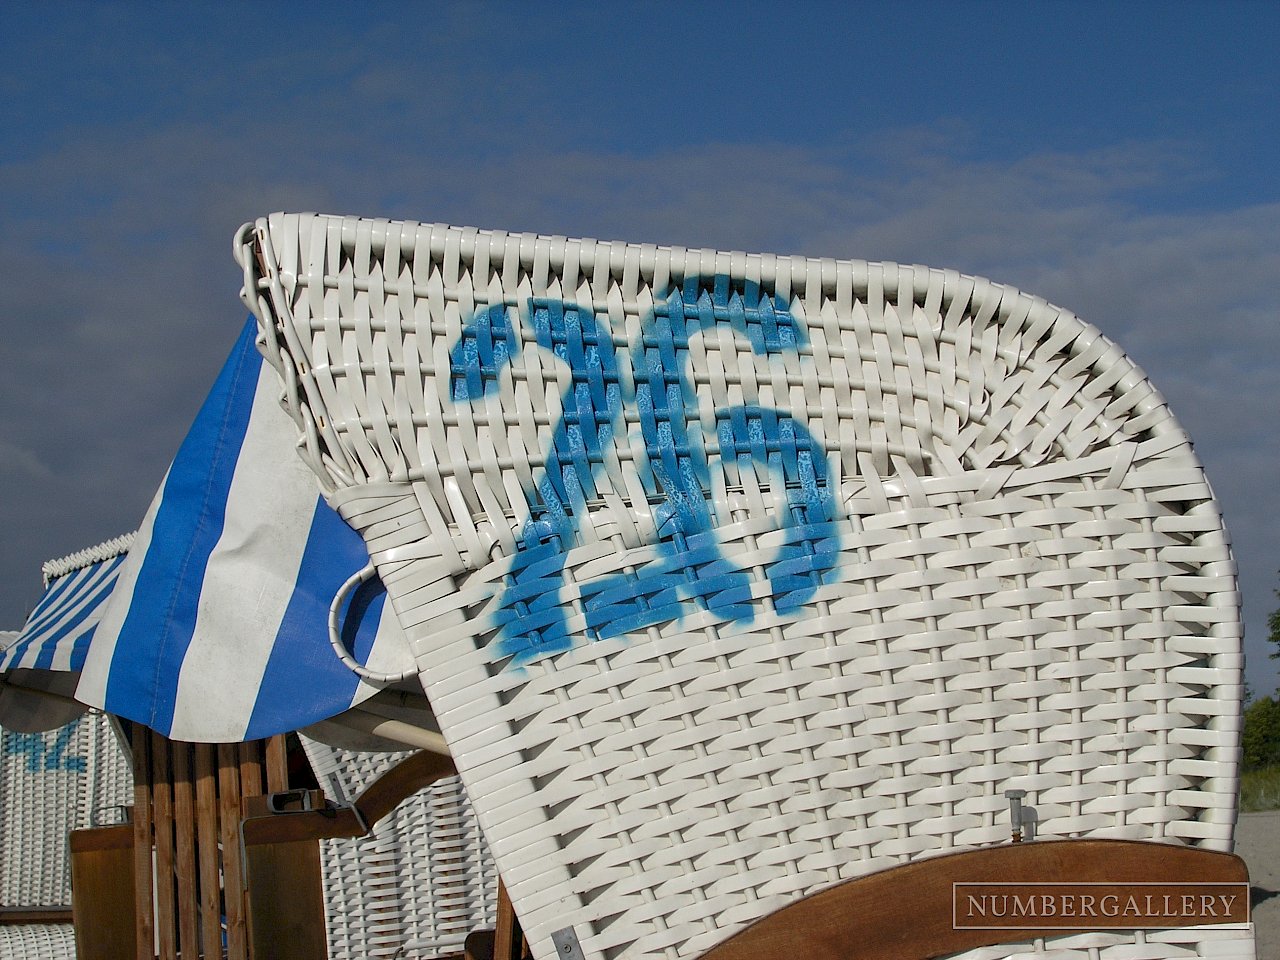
31,557,125,670
69,625,99,671
243,499,383,740
102,319,261,734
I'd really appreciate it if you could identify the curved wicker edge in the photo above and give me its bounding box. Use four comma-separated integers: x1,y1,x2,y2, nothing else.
236,213,1180,499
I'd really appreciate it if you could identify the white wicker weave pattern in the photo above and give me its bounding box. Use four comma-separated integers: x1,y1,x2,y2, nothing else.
240,213,1243,960
938,926,1255,960
0,923,80,960
1,711,132,909
302,736,498,959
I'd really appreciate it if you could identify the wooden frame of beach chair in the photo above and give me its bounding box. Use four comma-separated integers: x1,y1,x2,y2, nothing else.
237,213,1251,960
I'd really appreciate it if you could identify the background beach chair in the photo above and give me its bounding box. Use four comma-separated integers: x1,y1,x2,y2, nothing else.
302,734,498,959
0,709,132,960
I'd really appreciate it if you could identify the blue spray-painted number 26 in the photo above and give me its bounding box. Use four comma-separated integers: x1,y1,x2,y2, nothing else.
449,275,841,665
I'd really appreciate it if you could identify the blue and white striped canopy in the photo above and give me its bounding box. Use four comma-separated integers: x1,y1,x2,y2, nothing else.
0,538,132,674
57,318,415,742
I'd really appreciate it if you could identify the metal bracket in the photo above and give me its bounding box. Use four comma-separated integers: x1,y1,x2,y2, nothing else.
267,788,317,814
551,926,586,960
90,803,130,827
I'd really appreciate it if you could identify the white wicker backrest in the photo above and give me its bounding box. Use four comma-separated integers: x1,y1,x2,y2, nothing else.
240,214,1243,960
301,736,498,960
0,711,132,907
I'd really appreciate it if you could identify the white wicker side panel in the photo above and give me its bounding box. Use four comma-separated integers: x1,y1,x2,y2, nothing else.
0,711,132,908
301,737,499,959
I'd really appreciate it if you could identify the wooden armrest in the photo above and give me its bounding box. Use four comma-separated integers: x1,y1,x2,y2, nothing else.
701,840,1250,960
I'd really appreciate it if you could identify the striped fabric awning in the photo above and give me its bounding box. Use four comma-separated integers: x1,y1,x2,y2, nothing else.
47,317,415,743
0,536,134,674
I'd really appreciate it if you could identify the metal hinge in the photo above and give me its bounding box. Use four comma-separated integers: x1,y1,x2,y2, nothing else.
550,926,586,960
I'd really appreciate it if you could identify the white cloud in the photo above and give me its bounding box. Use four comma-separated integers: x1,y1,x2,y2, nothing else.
2,111,1276,692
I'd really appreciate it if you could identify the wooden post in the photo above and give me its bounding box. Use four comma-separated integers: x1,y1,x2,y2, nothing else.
150,731,177,960
218,743,248,960
131,729,154,960
194,743,223,960
265,734,289,795
171,742,200,956
238,741,263,800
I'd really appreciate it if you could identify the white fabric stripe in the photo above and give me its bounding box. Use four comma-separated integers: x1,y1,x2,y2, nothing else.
167,365,319,742
77,470,169,708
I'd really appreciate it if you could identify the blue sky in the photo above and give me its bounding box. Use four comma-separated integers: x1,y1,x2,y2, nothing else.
2,1,1277,694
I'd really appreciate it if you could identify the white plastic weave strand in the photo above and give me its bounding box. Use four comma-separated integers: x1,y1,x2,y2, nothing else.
301,736,498,959
241,214,1243,960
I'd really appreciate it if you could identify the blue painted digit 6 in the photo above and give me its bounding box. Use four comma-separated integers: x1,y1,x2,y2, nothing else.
581,278,839,638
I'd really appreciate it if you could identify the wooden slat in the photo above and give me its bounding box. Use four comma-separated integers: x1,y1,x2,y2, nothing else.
218,742,248,960
238,740,263,800
171,742,200,957
265,734,289,794
700,839,1252,960
150,731,177,960
194,744,223,960
0,905,74,924
132,729,154,960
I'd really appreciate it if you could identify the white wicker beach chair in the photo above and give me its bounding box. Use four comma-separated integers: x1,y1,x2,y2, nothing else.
0,710,133,959
237,213,1249,960
301,734,499,959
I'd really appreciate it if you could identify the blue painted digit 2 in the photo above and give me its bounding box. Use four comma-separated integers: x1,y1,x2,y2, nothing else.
449,276,840,665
